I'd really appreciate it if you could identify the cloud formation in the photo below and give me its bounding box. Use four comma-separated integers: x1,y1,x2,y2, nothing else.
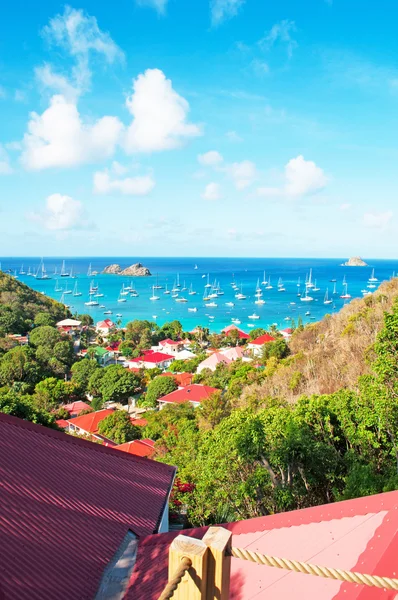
21,95,123,170
198,150,224,166
259,20,297,59
30,193,84,230
228,159,256,189
363,211,393,229
210,0,245,27
136,0,168,14
124,68,201,153
0,145,13,174
202,182,222,200
257,155,327,198
93,168,155,195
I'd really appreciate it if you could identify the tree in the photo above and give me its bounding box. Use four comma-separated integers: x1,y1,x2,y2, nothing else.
125,320,157,347
198,391,230,429
159,320,183,341
29,326,61,349
71,359,99,391
0,387,57,428
0,346,41,388
78,314,94,326
98,410,141,444
249,328,266,341
33,377,69,411
88,364,143,404
34,312,56,327
145,375,178,408
261,339,290,361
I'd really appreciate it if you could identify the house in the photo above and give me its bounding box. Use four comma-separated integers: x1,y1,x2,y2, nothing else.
56,318,82,332
159,372,194,386
158,384,219,409
96,318,115,336
81,346,114,366
219,346,250,362
158,338,185,355
128,350,175,370
125,490,398,600
174,349,197,360
7,333,29,345
0,412,176,600
280,327,293,340
62,400,91,417
222,324,250,340
196,351,231,374
247,333,276,357
114,438,155,458
65,408,115,442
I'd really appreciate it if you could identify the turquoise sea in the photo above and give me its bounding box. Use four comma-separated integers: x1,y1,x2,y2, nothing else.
1,257,397,333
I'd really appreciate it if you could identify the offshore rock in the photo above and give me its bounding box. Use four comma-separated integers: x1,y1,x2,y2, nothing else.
341,256,368,267
102,264,122,274
120,263,152,276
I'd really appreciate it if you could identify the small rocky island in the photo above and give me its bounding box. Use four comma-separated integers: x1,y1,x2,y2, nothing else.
102,262,152,276
341,256,368,267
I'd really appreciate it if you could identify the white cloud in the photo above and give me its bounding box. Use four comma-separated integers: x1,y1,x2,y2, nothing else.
202,182,222,200
198,150,224,166
30,193,84,230
340,203,351,211
21,94,123,170
228,160,256,189
363,211,393,229
285,155,327,196
35,64,78,101
257,155,327,199
210,0,245,27
0,145,13,174
251,59,270,76
226,130,242,142
124,68,201,153
259,20,297,59
136,0,168,14
40,6,124,96
93,169,155,196
111,161,129,176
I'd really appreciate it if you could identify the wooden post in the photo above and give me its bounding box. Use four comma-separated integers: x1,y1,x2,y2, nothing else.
168,534,209,599
203,527,232,600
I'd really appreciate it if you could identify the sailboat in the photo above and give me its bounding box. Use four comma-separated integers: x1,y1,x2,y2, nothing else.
312,279,320,292
117,287,127,302
261,271,267,286
300,289,314,302
307,269,314,288
175,273,181,289
73,281,82,297
54,279,63,293
63,281,72,295
297,276,301,287
150,286,160,301
35,259,51,280
332,282,337,295
194,264,198,270
204,274,212,288
324,288,333,305
27,266,32,276
120,284,129,296
60,260,69,277
265,276,273,290
19,264,26,275
340,282,351,299
368,269,378,283
235,284,246,300
277,277,286,292
153,273,164,289
60,292,71,308
85,294,99,306
94,285,104,298
188,283,196,296
164,284,170,295
87,263,92,277
181,280,187,292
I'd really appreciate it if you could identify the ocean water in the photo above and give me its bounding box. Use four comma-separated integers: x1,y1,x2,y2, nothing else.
1,257,397,333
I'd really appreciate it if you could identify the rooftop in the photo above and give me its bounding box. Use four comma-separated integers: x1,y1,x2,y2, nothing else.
158,384,219,405
129,351,175,364
125,490,398,600
0,413,176,600
114,439,155,458
249,333,276,345
66,408,114,434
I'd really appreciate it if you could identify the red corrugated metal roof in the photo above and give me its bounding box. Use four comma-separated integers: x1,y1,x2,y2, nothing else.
250,333,276,345
130,352,174,364
159,372,193,386
63,400,91,415
66,408,114,434
125,491,398,600
0,413,176,600
158,384,219,405
114,439,155,458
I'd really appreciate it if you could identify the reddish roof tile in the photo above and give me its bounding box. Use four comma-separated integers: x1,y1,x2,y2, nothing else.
66,408,114,434
159,372,193,386
158,384,219,405
55,418,69,428
0,413,176,600
130,352,174,365
159,338,181,346
130,418,148,427
223,324,250,339
125,490,398,600
63,400,91,416
114,439,155,458
250,333,276,345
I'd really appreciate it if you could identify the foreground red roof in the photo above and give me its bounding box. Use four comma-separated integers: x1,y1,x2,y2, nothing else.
66,408,114,434
0,413,176,600
125,490,398,600
158,384,219,405
115,439,155,457
250,333,276,345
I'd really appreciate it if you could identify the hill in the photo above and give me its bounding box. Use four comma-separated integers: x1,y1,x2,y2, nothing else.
0,271,69,335
240,278,398,406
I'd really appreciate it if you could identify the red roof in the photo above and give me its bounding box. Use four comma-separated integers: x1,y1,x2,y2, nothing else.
158,384,219,405
130,352,174,365
159,338,181,346
66,408,114,434
250,333,276,345
223,324,250,339
96,319,115,329
63,400,91,416
130,417,148,427
125,490,398,600
55,418,69,428
0,413,176,600
115,439,155,458
160,372,193,386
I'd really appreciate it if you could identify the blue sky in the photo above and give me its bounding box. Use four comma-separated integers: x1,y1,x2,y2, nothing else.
0,0,397,258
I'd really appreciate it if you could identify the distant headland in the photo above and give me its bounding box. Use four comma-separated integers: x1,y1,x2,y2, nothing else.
341,256,368,267
102,262,152,276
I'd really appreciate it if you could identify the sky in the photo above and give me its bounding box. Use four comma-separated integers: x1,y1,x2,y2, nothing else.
0,0,398,258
